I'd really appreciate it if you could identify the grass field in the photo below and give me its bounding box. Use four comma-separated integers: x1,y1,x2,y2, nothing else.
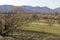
17,19,60,36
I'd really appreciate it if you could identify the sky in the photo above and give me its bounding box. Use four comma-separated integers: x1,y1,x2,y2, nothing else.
0,0,60,9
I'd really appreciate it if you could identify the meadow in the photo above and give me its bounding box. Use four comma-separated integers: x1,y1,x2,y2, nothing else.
18,19,60,36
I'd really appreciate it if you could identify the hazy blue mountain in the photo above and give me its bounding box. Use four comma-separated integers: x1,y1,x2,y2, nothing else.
53,7,60,13
0,5,60,13
0,5,14,12
20,6,54,13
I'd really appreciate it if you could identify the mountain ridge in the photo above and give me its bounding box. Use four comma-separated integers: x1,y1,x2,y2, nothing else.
0,5,60,13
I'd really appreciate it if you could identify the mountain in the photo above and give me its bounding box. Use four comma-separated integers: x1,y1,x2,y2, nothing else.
0,5,60,13
0,5,14,12
20,6,54,13
53,7,60,13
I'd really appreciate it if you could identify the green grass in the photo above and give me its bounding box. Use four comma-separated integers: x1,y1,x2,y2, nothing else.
17,19,60,36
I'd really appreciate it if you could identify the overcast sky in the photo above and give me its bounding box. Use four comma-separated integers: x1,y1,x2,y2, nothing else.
0,0,60,9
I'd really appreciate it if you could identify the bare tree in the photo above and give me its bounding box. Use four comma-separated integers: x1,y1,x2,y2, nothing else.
0,12,32,36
